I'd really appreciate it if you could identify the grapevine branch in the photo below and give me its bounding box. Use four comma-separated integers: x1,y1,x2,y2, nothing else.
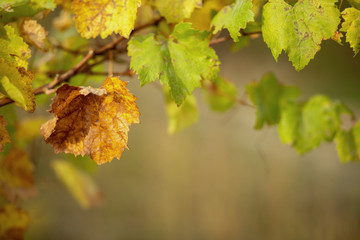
0,20,261,108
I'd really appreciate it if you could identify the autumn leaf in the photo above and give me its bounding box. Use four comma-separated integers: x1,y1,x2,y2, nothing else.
0,25,31,69
40,77,140,165
72,0,141,39
0,204,30,240
0,60,35,112
21,19,49,52
153,0,202,23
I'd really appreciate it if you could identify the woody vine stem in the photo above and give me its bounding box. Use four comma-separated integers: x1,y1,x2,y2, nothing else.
0,18,261,108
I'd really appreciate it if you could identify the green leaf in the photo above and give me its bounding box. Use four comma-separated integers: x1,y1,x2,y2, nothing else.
128,22,220,105
153,0,202,23
0,60,35,112
164,86,199,134
0,0,55,23
347,0,360,10
246,73,300,129
262,0,340,71
341,7,360,55
211,0,254,41
0,0,27,11
335,120,360,163
0,25,31,69
203,77,237,112
278,95,351,154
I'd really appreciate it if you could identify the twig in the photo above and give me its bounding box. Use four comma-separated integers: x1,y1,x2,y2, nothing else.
210,30,262,45
0,18,162,108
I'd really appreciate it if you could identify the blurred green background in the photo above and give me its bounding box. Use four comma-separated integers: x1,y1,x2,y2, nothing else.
23,36,360,239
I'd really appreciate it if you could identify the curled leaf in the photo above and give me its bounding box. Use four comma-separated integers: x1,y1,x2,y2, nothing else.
40,77,140,165
21,19,49,52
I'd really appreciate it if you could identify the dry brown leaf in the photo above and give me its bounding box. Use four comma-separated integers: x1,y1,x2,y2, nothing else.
0,116,11,152
21,19,49,52
40,77,140,165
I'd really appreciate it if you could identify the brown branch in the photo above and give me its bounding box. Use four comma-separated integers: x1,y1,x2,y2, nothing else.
0,18,162,108
210,30,262,45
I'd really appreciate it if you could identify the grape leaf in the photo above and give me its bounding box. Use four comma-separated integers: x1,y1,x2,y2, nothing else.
262,0,340,71
203,77,237,112
246,73,300,129
153,0,202,23
187,0,228,31
52,160,102,209
0,0,56,23
278,95,351,154
0,25,31,69
0,116,11,152
164,86,198,134
72,0,141,39
0,0,27,12
21,19,49,52
341,7,360,55
40,77,140,165
0,204,30,240
128,22,220,105
0,60,35,112
211,0,254,41
0,147,34,189
335,128,360,163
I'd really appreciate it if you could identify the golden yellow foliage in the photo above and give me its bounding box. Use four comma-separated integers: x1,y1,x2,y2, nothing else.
72,0,141,39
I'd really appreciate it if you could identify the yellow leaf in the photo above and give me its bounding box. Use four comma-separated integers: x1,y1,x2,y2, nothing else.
0,204,30,240
40,77,140,165
0,60,35,112
52,160,103,209
72,0,141,39
0,116,11,152
153,0,202,23
188,0,229,30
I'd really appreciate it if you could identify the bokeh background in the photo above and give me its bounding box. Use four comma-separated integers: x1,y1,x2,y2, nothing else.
21,31,360,239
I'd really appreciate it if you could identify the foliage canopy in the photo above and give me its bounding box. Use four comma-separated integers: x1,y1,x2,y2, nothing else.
0,0,360,237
